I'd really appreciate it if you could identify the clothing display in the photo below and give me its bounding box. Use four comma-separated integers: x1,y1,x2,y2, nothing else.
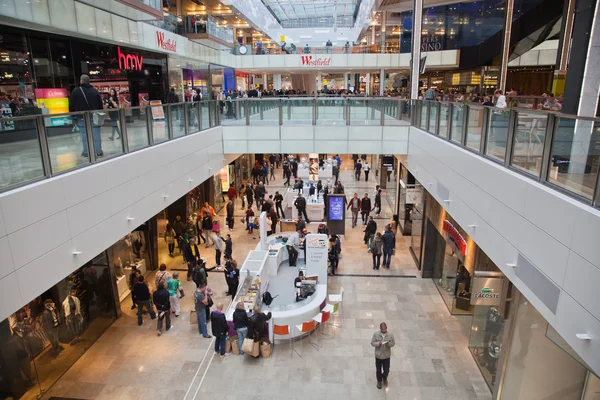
41,302,62,351
63,295,83,340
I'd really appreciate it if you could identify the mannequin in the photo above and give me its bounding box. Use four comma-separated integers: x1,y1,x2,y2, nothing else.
42,299,63,352
114,256,124,277
62,293,83,345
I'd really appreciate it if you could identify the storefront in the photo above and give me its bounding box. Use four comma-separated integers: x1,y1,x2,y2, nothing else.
0,253,117,400
0,25,169,121
168,56,210,102
210,64,235,96
236,71,249,92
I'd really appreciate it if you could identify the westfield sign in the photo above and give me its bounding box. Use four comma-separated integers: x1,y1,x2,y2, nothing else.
156,31,177,52
300,55,332,67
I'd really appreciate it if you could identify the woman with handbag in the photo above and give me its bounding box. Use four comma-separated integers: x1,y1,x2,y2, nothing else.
106,88,121,140
167,272,183,317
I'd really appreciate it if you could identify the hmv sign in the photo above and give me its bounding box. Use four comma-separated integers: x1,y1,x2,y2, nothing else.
118,46,143,71
300,55,332,67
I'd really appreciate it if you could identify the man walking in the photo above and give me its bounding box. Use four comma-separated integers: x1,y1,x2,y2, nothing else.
382,225,396,269
274,191,285,219
363,161,371,181
69,74,104,158
347,193,361,228
371,322,395,389
133,276,156,326
361,193,372,225
194,283,211,338
294,193,310,223
211,303,229,358
153,282,171,336
286,230,300,267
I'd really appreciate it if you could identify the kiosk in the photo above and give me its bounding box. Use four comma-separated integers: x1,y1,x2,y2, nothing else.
226,212,329,342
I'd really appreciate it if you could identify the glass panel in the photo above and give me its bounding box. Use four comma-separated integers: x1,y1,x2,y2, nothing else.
45,112,91,173
511,112,547,176
548,117,600,200
429,103,438,134
469,305,506,390
98,108,125,159
170,104,186,138
439,104,449,138
350,99,379,125
401,101,412,123
466,107,484,151
419,102,428,130
187,102,200,133
451,104,464,144
486,110,510,161
151,104,168,143
316,98,346,125
125,107,149,152
0,115,44,188
249,99,279,125
500,294,587,400
283,98,313,124
201,102,211,129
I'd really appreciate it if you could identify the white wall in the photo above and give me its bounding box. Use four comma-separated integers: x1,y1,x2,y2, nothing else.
405,127,600,376
0,127,238,322
222,125,410,155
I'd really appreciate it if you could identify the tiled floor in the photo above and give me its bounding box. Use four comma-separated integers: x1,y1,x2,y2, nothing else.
42,159,492,400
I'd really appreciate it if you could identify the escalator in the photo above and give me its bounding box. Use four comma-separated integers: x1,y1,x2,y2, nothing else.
459,0,564,68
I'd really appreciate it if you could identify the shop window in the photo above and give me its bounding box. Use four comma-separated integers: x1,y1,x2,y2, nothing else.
0,253,116,399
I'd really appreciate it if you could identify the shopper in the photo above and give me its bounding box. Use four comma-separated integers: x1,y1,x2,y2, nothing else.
164,223,176,257
295,215,306,233
294,193,310,223
382,225,396,269
133,276,156,326
371,322,396,389
214,231,223,268
233,302,250,355
245,184,254,210
286,230,300,267
328,237,339,275
106,88,121,140
167,272,183,317
365,216,377,248
69,74,103,158
224,256,239,298
354,160,362,181
194,283,211,338
361,193,372,225
153,282,171,336
274,191,285,219
269,208,279,234
184,237,201,281
221,233,233,259
256,182,266,209
154,263,171,289
363,161,371,181
226,200,234,231
249,306,272,342
239,184,246,210
173,215,185,254
128,267,140,310
373,189,382,217
347,193,361,228
211,303,229,358
370,232,384,270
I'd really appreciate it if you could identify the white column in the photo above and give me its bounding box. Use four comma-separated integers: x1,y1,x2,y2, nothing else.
410,0,423,99
264,73,269,90
317,72,322,91
379,68,385,96
380,11,387,53
344,73,349,89
498,0,515,93
371,26,376,44
273,73,282,90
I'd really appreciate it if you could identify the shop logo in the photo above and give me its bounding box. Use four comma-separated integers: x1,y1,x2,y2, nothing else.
156,31,177,52
301,55,332,67
474,287,500,299
443,220,467,256
307,237,327,248
117,46,143,71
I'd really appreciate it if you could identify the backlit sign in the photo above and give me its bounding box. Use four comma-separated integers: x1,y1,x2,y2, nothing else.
300,55,332,67
443,220,467,256
156,31,177,52
117,46,143,71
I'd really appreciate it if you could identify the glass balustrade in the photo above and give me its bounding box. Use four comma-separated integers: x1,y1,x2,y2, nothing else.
486,109,511,161
282,98,313,125
511,111,548,176
439,103,450,138
450,104,465,144
466,107,484,151
315,98,347,125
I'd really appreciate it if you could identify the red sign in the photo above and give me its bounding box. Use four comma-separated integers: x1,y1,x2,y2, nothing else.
118,46,143,71
156,31,177,52
300,55,332,67
443,220,468,256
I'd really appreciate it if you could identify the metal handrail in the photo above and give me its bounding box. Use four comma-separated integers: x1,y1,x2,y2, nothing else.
0,100,219,194
414,100,600,209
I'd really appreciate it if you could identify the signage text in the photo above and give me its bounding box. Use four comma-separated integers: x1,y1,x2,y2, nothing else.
301,55,332,67
117,46,143,71
156,31,177,52
443,220,467,256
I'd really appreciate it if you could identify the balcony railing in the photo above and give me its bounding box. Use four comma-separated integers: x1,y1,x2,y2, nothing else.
252,44,385,55
220,97,411,126
413,100,600,208
0,101,220,193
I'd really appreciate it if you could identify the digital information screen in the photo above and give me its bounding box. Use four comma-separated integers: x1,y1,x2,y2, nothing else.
328,196,344,221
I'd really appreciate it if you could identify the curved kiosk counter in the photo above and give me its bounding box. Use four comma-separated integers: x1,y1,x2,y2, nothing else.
226,213,329,342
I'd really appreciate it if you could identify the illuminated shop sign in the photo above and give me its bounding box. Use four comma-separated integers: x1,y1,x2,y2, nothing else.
421,36,442,51
301,55,332,67
117,46,143,71
156,31,177,52
443,220,467,256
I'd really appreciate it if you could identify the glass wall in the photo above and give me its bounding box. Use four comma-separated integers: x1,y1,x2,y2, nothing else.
0,253,116,400
500,294,588,400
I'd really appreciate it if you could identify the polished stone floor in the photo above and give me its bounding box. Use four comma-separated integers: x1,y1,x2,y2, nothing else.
41,160,492,400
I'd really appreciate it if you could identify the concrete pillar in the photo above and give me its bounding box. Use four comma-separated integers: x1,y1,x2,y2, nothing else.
264,74,269,90
380,11,387,53
410,0,423,99
317,72,322,92
379,69,386,96
371,26,376,45
498,0,515,93
273,74,282,90
344,73,349,89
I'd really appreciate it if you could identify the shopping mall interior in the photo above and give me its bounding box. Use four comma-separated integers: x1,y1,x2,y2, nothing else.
0,0,599,399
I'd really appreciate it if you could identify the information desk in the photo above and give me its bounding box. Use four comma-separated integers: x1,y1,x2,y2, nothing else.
285,187,325,222
226,232,329,343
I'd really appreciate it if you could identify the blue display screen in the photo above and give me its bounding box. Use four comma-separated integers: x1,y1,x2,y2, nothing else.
328,196,344,221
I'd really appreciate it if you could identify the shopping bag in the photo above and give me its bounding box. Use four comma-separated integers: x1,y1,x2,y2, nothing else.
190,310,197,325
231,336,240,355
251,341,260,357
241,338,254,354
260,341,272,358
225,337,231,353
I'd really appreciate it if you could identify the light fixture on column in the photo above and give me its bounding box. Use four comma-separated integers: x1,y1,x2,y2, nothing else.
127,217,135,221
72,251,82,256
576,333,592,340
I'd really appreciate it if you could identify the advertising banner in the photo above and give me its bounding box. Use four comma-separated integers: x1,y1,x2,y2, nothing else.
35,88,70,126
150,100,164,120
